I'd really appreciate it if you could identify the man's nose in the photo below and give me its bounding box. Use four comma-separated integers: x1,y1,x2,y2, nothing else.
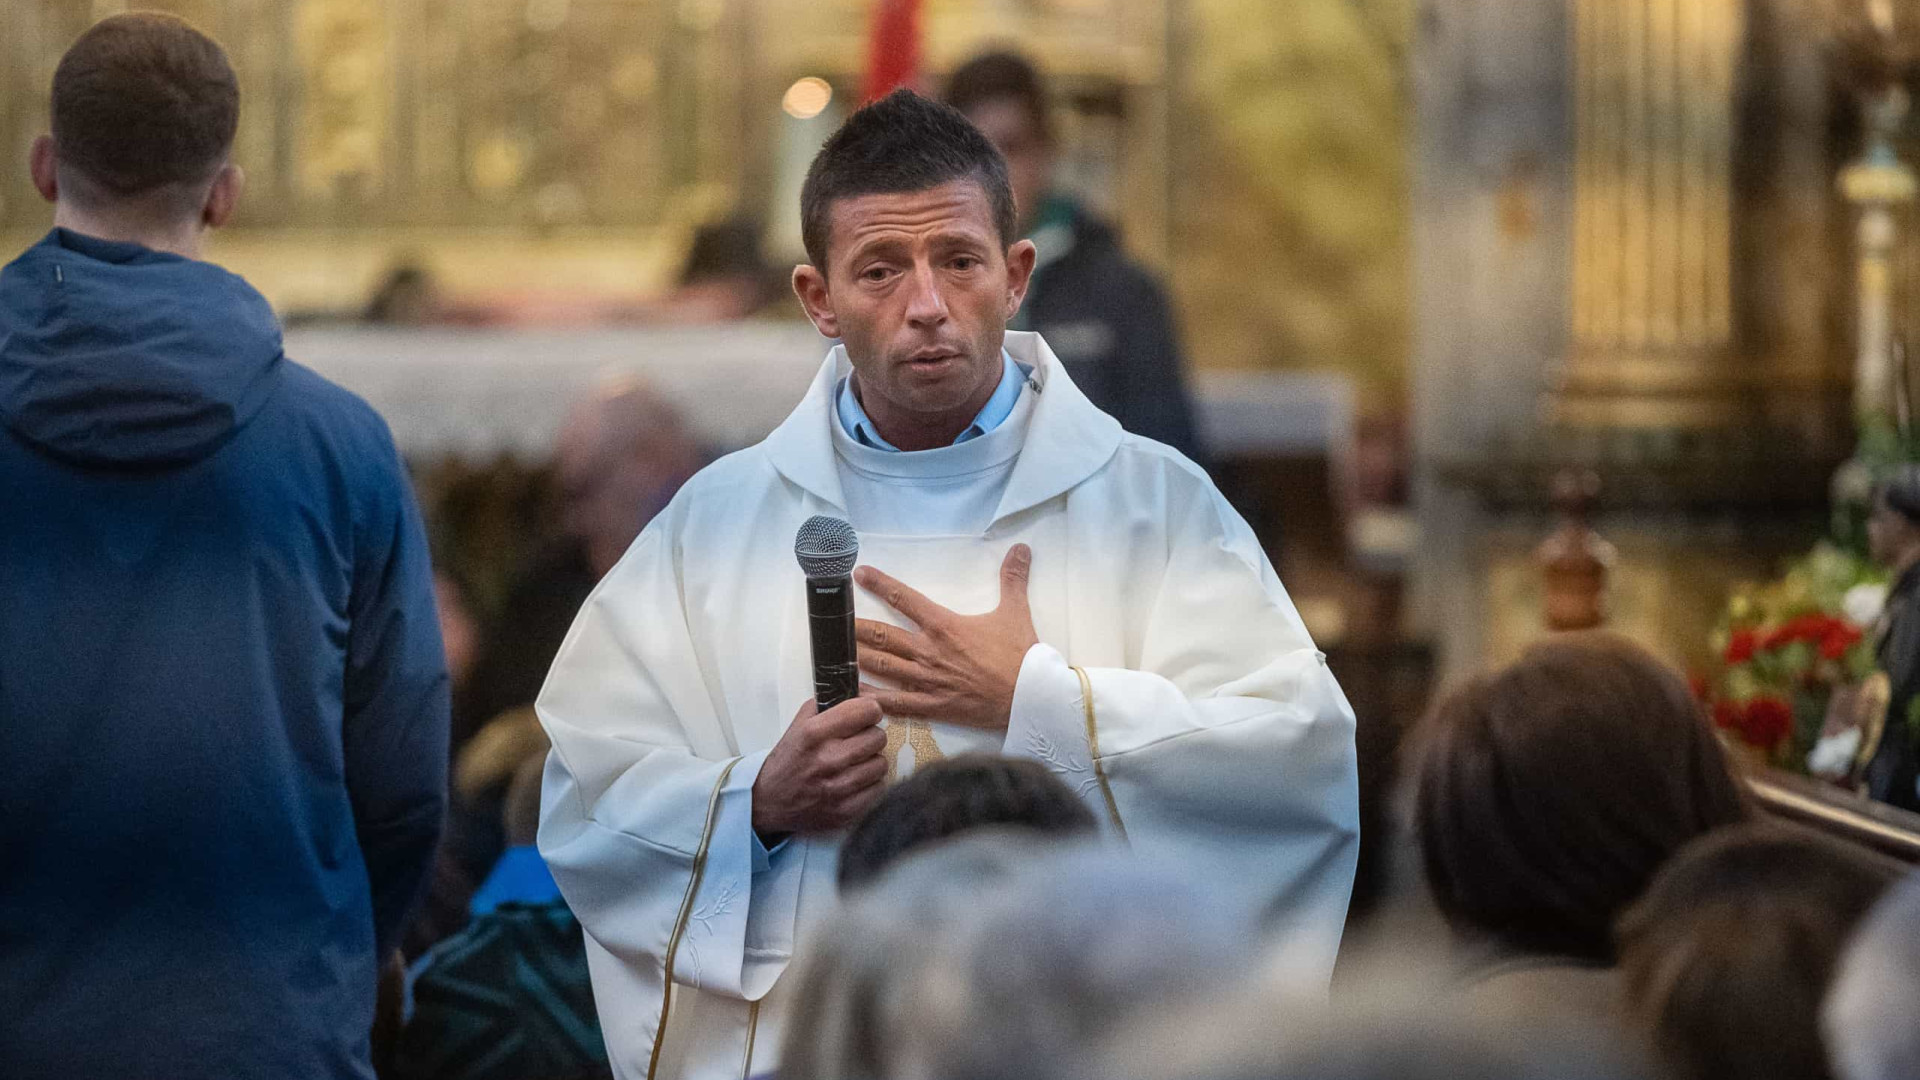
903,261,949,328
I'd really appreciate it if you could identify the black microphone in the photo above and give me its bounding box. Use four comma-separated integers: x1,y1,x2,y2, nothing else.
795,515,861,711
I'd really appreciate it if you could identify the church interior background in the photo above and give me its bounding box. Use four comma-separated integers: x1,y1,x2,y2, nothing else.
11,0,1920,892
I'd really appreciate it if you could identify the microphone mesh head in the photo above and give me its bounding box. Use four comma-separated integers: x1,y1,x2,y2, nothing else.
795,515,859,577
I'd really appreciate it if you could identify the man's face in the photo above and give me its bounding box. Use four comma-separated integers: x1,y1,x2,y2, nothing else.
794,179,1035,444
960,98,1053,234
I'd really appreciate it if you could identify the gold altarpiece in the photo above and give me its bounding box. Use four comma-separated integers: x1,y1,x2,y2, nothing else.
0,1,1174,315
1,0,1413,395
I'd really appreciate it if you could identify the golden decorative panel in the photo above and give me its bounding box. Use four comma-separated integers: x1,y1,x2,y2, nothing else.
1,0,1416,395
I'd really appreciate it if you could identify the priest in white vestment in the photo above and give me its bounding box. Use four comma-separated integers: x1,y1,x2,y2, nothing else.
535,90,1360,1080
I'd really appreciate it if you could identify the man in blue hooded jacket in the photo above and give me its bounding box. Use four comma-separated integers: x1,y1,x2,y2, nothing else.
0,14,448,1080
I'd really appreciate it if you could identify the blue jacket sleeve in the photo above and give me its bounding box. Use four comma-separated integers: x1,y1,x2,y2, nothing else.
344,434,450,956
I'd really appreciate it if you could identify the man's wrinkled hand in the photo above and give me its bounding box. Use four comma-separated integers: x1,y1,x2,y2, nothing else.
751,696,887,835
854,544,1039,733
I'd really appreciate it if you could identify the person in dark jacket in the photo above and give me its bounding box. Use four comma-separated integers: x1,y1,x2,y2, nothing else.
0,14,448,1080
946,51,1205,465
1864,466,1920,812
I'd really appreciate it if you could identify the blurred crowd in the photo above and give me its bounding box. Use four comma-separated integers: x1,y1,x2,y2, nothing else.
407,533,1920,1080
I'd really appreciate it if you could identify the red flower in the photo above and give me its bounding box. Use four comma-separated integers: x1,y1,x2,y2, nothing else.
1741,697,1794,750
1820,623,1863,661
1725,629,1759,665
1712,700,1742,731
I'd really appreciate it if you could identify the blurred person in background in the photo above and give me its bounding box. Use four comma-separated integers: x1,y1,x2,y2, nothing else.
1616,823,1899,1080
455,377,705,748
946,51,1205,465
0,14,447,1079
418,381,703,957
1402,632,1751,1028
835,752,1097,893
1824,869,1920,1080
397,748,608,1080
1861,465,1920,812
655,219,780,323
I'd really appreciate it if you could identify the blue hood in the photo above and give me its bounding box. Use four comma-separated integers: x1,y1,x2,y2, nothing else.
0,228,283,468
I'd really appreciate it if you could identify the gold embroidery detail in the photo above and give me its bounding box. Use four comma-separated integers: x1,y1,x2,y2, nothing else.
646,756,743,1080
1072,666,1128,843
882,718,946,781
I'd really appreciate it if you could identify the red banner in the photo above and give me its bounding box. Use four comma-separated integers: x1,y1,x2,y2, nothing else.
862,0,922,103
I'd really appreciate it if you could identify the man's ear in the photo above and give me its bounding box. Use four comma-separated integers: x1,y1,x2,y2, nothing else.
1003,238,1037,321
202,163,244,229
29,136,58,204
792,263,839,338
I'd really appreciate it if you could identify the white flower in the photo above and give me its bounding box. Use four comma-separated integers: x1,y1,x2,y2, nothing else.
1844,583,1889,627
1810,728,1863,780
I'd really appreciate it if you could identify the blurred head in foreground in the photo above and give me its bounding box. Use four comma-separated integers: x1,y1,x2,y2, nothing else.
781,839,1269,1080
1097,995,1658,1080
835,753,1097,893
1617,822,1899,1080
1825,868,1920,1080
1405,632,1750,965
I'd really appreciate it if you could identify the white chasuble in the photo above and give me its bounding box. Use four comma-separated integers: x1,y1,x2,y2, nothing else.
535,332,1361,1080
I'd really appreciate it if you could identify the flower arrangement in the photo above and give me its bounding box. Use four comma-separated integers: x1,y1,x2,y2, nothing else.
1707,543,1887,771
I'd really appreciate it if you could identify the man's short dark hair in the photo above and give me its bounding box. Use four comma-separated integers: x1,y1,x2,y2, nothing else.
836,754,1097,892
798,89,1017,270
945,51,1052,143
51,13,239,199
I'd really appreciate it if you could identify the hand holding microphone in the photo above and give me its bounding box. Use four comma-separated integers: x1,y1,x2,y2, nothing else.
749,516,888,836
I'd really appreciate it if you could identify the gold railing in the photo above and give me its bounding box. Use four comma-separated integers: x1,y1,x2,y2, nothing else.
1750,768,1920,864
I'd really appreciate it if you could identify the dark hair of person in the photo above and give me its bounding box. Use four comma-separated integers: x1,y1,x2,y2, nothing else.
51,13,239,200
679,219,768,286
945,51,1053,143
1616,822,1901,1080
836,754,1097,892
798,89,1017,270
1404,632,1751,963
1877,463,1920,523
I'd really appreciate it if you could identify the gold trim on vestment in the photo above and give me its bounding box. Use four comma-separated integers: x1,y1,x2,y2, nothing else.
1072,666,1128,843
741,1000,762,1078
646,756,744,1080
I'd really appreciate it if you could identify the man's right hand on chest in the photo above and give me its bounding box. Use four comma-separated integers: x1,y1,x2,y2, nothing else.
751,696,888,836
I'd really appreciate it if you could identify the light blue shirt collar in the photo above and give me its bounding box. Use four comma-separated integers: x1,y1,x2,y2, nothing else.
836,350,1025,452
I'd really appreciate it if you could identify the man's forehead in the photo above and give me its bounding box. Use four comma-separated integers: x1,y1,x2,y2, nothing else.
829,180,996,251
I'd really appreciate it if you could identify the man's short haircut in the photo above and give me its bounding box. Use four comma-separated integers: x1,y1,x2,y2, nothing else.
945,51,1052,143
836,754,1097,892
51,13,239,199
798,88,1017,270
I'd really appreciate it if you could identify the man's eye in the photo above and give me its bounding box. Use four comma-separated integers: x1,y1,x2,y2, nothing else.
950,256,981,271
861,266,893,282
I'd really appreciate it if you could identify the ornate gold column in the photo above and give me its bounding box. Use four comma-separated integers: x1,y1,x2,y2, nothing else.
1557,0,1748,427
